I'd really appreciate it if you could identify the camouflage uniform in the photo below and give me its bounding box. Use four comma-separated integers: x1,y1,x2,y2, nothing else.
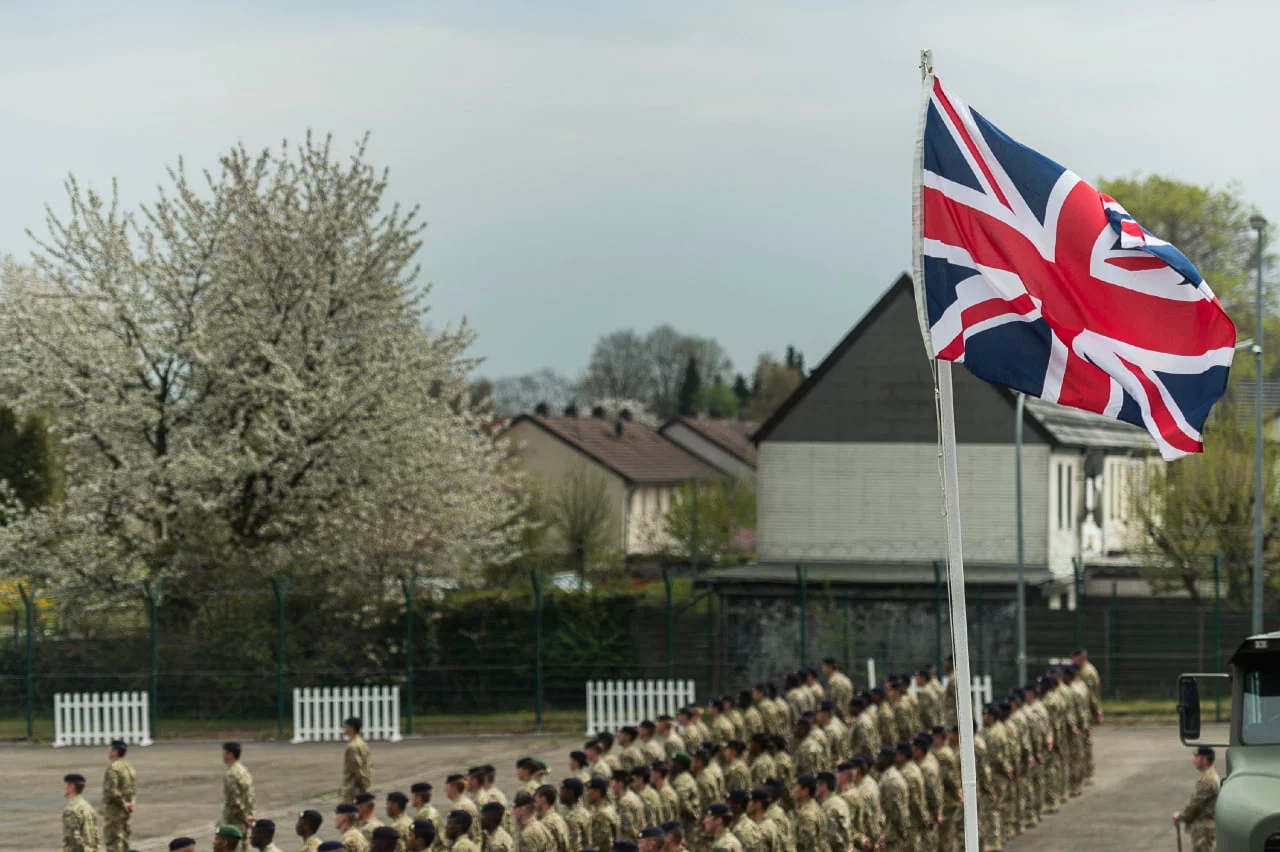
820,793,853,852
900,759,928,852
343,734,373,803
641,738,666,765
342,825,371,852
744,705,767,739
730,813,762,852
877,766,911,852
1067,681,1089,797
102,757,136,852
851,712,880,761
638,784,664,827
393,814,416,852
616,789,645,841
358,816,386,843
63,794,101,852
750,752,777,787
875,702,897,752
520,817,556,852
826,672,854,720
766,802,795,852
300,836,323,852
942,678,957,729
621,743,646,772
895,693,922,744
563,800,592,851
1179,767,1219,852
672,771,704,852
932,745,962,852
752,813,782,852
915,685,940,733
796,734,827,777
451,796,483,845
663,731,688,760
975,732,1001,852
1078,660,1102,784
857,775,884,850
919,751,943,852
657,781,680,824
590,801,621,851
482,826,515,852
711,830,744,852
773,750,796,809
222,760,256,834
792,798,825,852
712,714,737,747
823,717,849,766
725,758,752,794
539,809,571,852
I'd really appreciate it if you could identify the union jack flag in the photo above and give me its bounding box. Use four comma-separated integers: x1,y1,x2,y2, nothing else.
913,74,1236,460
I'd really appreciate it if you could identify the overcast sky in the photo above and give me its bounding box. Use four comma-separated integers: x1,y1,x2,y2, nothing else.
0,1,1275,381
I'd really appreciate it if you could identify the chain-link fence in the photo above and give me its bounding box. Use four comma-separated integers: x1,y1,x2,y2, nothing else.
0,557,1260,739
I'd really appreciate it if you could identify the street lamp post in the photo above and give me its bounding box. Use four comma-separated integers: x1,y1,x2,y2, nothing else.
1251,213,1267,636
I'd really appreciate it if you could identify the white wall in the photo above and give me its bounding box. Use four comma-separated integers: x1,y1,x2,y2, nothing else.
757,442,1049,566
1048,451,1082,579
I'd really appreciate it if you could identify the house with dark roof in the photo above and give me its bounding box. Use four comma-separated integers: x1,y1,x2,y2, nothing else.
503,407,725,559
658,417,758,483
737,273,1153,603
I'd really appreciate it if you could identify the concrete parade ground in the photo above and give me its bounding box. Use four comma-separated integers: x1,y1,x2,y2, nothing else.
2,724,1218,852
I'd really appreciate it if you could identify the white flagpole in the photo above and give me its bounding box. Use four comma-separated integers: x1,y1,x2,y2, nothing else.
914,49,981,852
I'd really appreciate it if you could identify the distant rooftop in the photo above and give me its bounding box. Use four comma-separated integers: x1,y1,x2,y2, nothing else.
663,417,759,467
1022,397,1153,451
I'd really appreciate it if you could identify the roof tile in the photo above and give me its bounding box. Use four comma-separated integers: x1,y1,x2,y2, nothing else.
521,415,725,484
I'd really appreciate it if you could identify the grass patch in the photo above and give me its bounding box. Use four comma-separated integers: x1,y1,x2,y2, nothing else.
1102,697,1231,724
0,709,589,743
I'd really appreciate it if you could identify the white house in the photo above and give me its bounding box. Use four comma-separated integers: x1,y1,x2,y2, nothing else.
659,417,758,484
750,274,1151,600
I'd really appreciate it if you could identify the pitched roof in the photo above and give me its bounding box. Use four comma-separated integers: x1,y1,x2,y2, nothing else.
508,414,725,485
661,417,759,467
754,272,1154,453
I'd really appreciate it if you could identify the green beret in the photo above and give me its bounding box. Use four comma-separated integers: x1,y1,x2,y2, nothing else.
535,759,548,771
672,751,691,763
215,825,245,839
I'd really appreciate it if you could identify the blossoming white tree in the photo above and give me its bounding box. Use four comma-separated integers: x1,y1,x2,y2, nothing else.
0,134,522,608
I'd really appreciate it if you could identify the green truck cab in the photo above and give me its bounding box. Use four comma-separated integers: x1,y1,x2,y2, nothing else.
1179,632,1280,851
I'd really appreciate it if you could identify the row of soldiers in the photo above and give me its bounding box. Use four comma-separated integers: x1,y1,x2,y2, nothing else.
59,652,1103,852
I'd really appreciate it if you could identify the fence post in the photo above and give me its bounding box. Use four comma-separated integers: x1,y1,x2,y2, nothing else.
17,583,34,743
142,580,162,738
663,567,674,680
975,584,985,683
1213,553,1222,722
398,572,417,736
796,564,808,666
270,577,289,740
532,569,544,732
1107,582,1117,699
933,559,943,675
1073,556,1083,650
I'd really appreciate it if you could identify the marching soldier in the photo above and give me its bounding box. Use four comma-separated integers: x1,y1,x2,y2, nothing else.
792,719,826,777
915,671,940,733
297,810,325,852
821,658,854,721
102,739,137,852
356,793,385,842
342,718,373,803
849,698,880,760
445,775,482,844
876,749,911,852
722,741,751,793
517,758,541,797
724,789,761,852
748,734,777,787
1062,667,1089,798
724,696,748,742
657,717,687,760
587,742,614,782
587,779,621,852
371,827,402,852
708,701,736,747
387,793,416,852
446,811,480,852
1069,653,1101,788
62,773,101,852
1173,747,1219,852
702,803,742,852
790,775,824,852
570,751,594,785
914,734,943,852
739,691,766,739
410,783,444,848
889,680,921,745
853,756,884,852
941,657,958,730
871,688,897,751
249,819,283,852
896,741,929,851
691,751,722,817
931,728,961,852
632,767,664,828
746,788,781,852
559,778,593,851
480,803,514,852
818,702,848,766
638,722,667,764
215,825,246,852
651,763,680,824
336,803,371,852
766,736,795,809
764,779,795,852
598,732,624,773
619,728,647,771
222,742,256,835
612,771,646,841
411,820,438,852
640,825,667,852
815,772,853,852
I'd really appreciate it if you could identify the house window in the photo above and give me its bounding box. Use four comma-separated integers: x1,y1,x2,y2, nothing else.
1057,464,1064,529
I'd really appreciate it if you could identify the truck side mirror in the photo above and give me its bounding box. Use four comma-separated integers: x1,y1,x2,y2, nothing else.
1178,676,1201,742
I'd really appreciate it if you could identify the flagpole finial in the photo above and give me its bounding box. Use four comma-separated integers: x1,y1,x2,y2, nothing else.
920,49,933,79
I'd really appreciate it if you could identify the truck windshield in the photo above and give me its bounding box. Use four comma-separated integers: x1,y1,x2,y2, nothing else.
1242,664,1280,745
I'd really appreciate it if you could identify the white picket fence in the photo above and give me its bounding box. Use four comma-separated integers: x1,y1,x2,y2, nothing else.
970,674,994,730
292,686,403,743
54,692,152,748
586,679,696,736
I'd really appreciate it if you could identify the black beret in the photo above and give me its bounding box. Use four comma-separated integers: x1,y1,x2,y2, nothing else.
344,716,362,727
932,726,946,736
588,778,609,793
764,777,784,789
64,773,86,784
388,792,409,807
110,738,127,749
514,793,536,807
621,726,638,737
727,788,749,802
706,803,731,817
561,778,584,793
879,746,897,759
448,811,473,828
336,803,359,814
1197,746,1216,759
816,771,836,787
896,741,913,755
750,788,770,802
726,739,745,752
318,843,345,852
871,686,885,697
819,700,834,712
657,714,673,723
660,821,683,833
447,774,467,784
983,703,998,715
750,732,769,743
998,702,1012,713
517,757,538,770
650,762,668,774
612,769,631,782
411,782,433,793
481,802,506,815
169,840,197,851
355,793,376,804
255,819,275,829
850,755,868,770
468,765,484,775
613,842,639,852
822,657,837,666
639,827,665,839
222,741,241,751
413,820,436,842
768,734,787,748
570,750,588,763
794,773,817,790
631,765,650,779
373,827,401,840
836,760,855,771
640,720,656,730
692,749,710,761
